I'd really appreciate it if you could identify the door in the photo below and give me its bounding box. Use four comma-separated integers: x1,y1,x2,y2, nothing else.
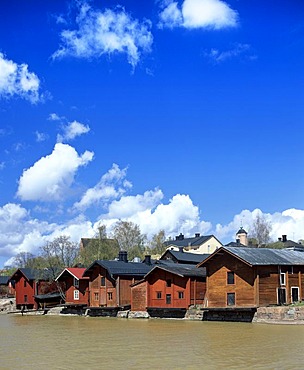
277,288,286,305
291,287,299,303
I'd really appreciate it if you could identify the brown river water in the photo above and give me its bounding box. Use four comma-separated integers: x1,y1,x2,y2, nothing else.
0,315,304,370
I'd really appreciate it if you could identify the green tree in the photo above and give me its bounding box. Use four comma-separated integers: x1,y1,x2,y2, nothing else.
149,230,167,255
113,220,146,260
78,225,120,265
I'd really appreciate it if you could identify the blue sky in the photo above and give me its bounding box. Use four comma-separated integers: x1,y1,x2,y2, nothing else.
1,0,304,267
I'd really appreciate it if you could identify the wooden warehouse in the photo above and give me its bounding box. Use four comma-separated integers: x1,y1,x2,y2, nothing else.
198,247,304,308
131,262,206,317
83,251,153,310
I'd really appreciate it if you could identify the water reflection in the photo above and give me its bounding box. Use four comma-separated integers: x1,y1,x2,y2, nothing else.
0,315,304,369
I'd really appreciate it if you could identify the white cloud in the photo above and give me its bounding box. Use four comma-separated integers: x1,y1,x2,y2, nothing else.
0,52,42,103
48,113,62,121
0,203,95,267
216,208,304,244
16,143,94,202
73,163,131,210
158,0,238,30
57,120,90,142
35,131,48,142
52,2,153,68
98,192,212,239
204,43,256,63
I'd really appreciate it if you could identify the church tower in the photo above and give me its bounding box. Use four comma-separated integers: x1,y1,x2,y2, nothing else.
236,227,248,246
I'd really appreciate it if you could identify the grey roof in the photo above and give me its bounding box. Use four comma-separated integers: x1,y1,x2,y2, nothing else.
164,234,220,248
236,227,247,235
11,268,58,281
0,276,10,285
205,247,304,266
160,250,209,264
225,242,248,248
146,263,206,278
84,260,153,278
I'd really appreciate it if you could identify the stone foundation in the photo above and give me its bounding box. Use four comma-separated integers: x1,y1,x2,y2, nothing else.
253,306,304,324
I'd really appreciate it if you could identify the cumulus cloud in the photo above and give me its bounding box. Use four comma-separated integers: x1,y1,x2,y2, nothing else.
48,113,62,121
52,2,153,68
16,143,94,202
74,163,132,210
57,120,90,142
0,203,95,266
204,43,256,63
158,0,238,29
98,192,212,239
0,52,42,103
216,208,304,244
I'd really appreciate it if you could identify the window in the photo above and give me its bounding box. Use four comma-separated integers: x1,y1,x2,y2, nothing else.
166,279,172,287
227,272,235,285
277,288,286,305
280,272,286,286
178,291,184,299
74,290,79,300
94,292,99,301
156,292,162,299
166,294,171,304
74,277,79,288
24,280,27,288
227,293,235,306
108,292,113,300
291,287,300,303
101,277,106,286
24,295,28,303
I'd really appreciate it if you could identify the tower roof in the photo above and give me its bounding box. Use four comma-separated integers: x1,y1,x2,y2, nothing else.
236,227,247,235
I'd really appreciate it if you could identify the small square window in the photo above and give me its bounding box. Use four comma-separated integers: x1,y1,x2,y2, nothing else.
157,292,162,299
166,294,171,304
108,292,113,300
101,277,106,286
166,279,172,287
74,290,79,300
94,292,99,301
227,293,235,306
227,272,235,285
178,291,184,299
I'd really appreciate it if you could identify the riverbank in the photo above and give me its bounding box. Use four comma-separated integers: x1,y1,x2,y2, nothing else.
0,298,15,314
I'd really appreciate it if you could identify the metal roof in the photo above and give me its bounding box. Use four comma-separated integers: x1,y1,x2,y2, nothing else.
220,247,304,266
160,250,209,264
146,263,206,278
0,276,10,285
84,260,153,277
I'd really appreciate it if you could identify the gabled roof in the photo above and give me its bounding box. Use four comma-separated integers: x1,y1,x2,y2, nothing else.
164,234,221,248
55,267,88,281
198,246,304,267
145,263,206,279
225,242,248,248
10,268,58,281
160,249,209,264
84,260,153,278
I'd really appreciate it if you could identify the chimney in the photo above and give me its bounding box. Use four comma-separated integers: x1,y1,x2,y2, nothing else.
118,250,128,262
195,233,200,238
176,233,184,241
144,255,151,265
278,237,282,242
282,235,287,243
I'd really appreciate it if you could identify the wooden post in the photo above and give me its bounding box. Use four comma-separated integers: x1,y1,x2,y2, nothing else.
299,271,302,301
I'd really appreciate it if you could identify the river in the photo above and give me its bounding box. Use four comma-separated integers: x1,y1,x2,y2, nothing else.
0,314,304,369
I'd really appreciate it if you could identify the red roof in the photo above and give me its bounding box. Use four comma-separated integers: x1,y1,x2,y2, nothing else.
56,267,89,281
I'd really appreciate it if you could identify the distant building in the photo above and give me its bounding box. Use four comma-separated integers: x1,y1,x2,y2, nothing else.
225,227,249,248
164,233,222,254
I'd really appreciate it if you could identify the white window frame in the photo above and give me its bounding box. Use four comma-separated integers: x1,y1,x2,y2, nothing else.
74,289,79,300
280,272,286,286
74,277,79,288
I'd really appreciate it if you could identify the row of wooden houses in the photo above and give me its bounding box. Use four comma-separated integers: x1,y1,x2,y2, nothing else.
4,230,304,320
